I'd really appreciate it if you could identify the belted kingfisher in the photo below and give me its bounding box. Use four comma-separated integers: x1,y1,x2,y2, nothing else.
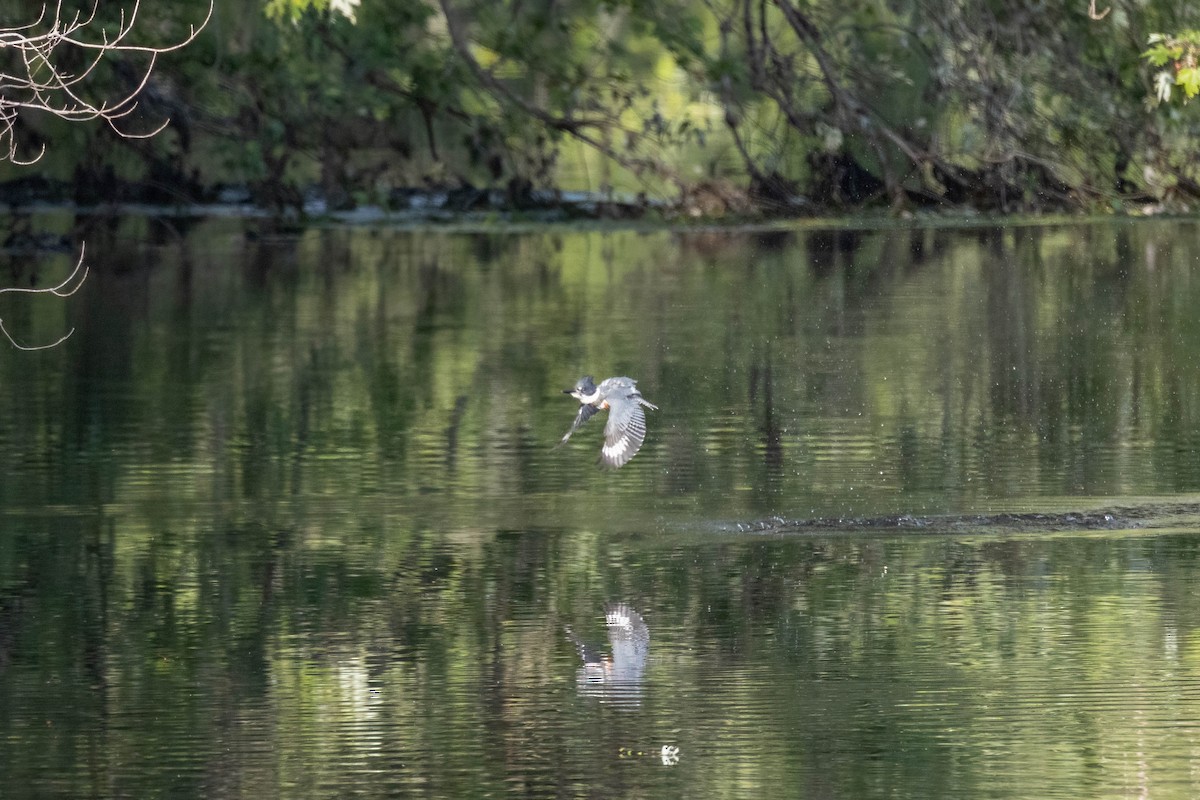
558,375,658,469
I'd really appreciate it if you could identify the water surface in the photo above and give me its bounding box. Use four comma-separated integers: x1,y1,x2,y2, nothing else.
3,217,1200,798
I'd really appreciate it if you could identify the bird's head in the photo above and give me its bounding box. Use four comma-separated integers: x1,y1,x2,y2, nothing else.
563,375,597,401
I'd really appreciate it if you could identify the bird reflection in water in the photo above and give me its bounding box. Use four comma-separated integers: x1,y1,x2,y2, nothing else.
566,602,650,707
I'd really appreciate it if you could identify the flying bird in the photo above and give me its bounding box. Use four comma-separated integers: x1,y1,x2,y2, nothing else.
558,375,657,468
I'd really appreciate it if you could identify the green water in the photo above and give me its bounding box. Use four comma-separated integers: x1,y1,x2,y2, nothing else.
3,218,1200,798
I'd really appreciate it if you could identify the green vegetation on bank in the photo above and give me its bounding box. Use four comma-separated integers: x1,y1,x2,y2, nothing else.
6,0,1200,218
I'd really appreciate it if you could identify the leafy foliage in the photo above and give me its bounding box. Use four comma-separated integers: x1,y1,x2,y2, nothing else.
264,0,361,21
1145,31,1200,101
17,0,1200,215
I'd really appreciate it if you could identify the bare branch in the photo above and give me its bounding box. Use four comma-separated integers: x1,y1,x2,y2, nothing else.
0,243,88,350
0,1,213,162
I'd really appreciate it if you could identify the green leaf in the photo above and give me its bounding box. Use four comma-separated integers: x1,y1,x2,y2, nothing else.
1143,44,1177,67
1176,67,1200,99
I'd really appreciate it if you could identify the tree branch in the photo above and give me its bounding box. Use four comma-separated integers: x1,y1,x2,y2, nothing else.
0,242,89,350
436,0,684,188
0,0,213,163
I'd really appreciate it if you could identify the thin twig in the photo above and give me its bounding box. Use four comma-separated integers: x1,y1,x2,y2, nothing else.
0,243,89,351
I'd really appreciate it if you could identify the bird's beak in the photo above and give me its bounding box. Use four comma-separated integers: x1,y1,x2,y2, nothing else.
562,389,575,395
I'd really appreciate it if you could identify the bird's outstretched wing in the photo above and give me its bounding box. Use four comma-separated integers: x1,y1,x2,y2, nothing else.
599,399,648,469
556,403,600,447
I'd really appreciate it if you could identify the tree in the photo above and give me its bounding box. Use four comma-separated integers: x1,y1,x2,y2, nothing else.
8,0,1198,217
